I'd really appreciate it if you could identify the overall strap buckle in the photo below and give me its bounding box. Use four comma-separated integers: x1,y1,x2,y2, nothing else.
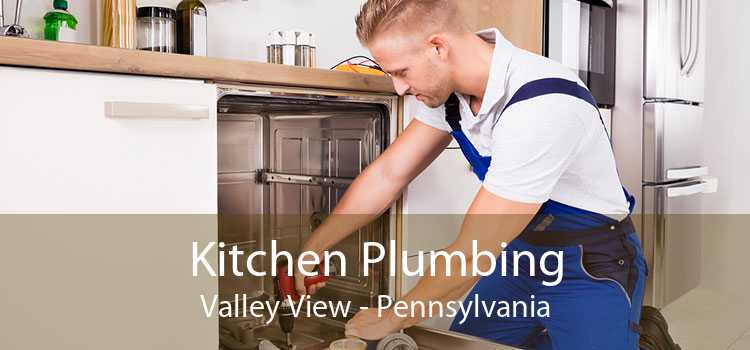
445,93,462,132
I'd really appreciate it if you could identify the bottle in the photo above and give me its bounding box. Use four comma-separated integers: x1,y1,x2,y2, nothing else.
176,0,207,56
43,0,78,42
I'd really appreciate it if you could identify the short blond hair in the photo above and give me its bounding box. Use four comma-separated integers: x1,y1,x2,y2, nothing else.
355,0,463,45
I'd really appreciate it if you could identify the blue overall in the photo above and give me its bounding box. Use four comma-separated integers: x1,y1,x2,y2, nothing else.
446,78,648,350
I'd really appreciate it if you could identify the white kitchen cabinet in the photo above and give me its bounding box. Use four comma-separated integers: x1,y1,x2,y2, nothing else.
0,67,218,350
402,148,481,253
0,67,217,213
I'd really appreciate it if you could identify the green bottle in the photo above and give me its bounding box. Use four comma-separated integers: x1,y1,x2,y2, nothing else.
176,0,207,56
43,0,78,42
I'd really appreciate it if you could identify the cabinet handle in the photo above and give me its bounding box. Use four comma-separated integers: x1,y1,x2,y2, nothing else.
104,102,210,120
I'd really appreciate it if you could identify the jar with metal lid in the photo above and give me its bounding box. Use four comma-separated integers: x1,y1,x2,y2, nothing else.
280,30,296,66
266,29,317,67
308,33,317,69
267,30,295,66
294,31,316,68
136,6,176,53
266,31,283,64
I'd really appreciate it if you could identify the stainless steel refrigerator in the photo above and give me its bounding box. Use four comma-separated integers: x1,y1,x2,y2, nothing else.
641,0,717,308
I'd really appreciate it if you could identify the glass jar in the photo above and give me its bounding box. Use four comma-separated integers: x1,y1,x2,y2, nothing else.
99,0,137,48
280,30,296,66
266,31,283,64
136,7,176,53
294,31,312,68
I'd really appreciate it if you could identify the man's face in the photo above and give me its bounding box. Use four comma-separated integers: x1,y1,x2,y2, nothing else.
368,31,453,108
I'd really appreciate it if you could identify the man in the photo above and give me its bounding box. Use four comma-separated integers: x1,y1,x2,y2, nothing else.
295,1,651,349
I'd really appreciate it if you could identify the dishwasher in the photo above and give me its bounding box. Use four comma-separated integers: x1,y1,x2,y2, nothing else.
215,83,518,350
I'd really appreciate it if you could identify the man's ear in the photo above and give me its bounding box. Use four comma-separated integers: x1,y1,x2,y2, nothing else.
427,34,449,61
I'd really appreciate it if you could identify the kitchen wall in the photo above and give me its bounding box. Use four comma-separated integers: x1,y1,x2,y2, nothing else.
702,2,750,215
699,0,750,293
204,0,370,68
660,2,750,349
2,0,96,43
4,0,370,69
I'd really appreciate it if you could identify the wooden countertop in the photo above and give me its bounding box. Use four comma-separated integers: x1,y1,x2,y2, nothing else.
0,37,395,94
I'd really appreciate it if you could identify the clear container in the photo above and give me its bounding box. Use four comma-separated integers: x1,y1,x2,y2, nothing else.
294,31,312,68
136,6,176,53
280,30,296,66
267,29,317,67
99,0,137,48
266,31,283,64
309,33,317,69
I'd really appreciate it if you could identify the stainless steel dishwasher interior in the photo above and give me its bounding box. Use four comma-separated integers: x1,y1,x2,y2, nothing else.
217,93,390,350
215,90,521,350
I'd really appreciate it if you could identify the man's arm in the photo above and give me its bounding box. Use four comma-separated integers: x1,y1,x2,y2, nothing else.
345,188,541,338
295,120,452,295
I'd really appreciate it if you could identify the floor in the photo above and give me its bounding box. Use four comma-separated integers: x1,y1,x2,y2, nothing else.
730,332,750,350
662,287,750,350
408,284,750,349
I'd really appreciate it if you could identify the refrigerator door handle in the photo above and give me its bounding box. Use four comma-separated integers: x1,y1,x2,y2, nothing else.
667,180,710,197
679,0,690,71
665,177,718,197
689,0,701,74
666,166,709,180
681,0,700,76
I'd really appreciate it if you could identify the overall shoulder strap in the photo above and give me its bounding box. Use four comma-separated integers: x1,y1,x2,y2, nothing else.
444,93,462,132
444,78,599,132
502,78,636,214
501,77,598,114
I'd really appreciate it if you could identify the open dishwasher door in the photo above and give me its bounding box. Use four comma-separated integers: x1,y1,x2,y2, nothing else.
216,84,398,350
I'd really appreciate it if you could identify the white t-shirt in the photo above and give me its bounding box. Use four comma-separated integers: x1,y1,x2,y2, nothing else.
413,28,629,216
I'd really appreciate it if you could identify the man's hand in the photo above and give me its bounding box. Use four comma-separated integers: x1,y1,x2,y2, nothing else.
293,260,327,297
345,308,402,340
